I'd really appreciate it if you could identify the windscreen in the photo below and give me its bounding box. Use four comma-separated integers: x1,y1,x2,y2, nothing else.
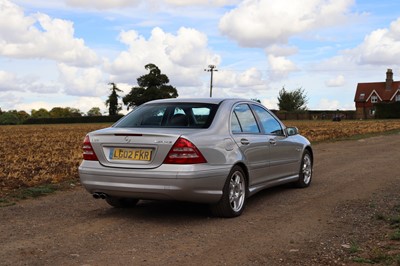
114,103,218,128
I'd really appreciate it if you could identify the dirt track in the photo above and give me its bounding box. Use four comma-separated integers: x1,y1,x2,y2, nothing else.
1,133,400,265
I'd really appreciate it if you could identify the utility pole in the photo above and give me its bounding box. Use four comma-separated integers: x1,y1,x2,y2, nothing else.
204,65,218,97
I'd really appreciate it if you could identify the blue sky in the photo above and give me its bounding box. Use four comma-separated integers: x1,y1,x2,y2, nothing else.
1,0,400,114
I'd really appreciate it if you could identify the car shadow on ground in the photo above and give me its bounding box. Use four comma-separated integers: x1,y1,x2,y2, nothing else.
93,184,295,222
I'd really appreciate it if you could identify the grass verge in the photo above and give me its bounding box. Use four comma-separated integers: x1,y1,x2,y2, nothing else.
350,207,400,264
0,180,79,207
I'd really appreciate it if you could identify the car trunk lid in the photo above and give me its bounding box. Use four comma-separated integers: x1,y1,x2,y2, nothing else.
88,128,181,169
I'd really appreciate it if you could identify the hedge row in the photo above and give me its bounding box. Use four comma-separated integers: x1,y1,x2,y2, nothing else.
273,110,355,120
375,102,400,119
23,115,124,125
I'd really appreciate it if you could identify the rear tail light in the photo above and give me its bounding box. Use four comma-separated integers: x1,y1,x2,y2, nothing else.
82,135,98,161
163,137,207,164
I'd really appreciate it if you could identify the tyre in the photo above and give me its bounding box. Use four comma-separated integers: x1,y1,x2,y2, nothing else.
294,150,313,188
210,166,247,218
105,197,139,208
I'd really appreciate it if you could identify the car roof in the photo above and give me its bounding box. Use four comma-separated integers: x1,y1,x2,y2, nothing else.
146,98,250,105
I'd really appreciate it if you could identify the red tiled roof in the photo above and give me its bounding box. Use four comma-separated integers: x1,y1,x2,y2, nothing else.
354,81,400,102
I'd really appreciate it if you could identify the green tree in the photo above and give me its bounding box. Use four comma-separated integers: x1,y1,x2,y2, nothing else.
0,112,20,125
49,107,69,118
16,110,30,122
5,110,30,123
65,107,82,117
49,107,82,118
277,87,308,112
87,107,102,116
123,63,178,110
106,82,122,116
31,108,50,118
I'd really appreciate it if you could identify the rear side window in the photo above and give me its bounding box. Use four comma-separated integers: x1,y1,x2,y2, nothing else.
114,103,218,128
251,105,284,135
231,104,260,133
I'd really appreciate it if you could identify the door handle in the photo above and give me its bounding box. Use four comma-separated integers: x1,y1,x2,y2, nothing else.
240,138,250,145
269,139,276,145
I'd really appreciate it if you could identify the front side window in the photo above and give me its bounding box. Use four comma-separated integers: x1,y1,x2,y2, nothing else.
251,105,283,135
371,95,378,103
231,104,260,133
114,103,218,128
396,94,400,102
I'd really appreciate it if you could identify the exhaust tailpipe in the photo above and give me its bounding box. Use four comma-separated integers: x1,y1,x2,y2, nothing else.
93,192,108,199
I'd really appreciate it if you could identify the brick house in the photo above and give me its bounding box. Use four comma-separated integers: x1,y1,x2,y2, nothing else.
354,69,400,119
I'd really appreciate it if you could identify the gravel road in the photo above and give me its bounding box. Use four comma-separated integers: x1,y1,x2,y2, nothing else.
1,133,400,265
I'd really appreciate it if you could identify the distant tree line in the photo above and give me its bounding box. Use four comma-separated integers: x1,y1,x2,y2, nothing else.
0,63,178,125
0,106,104,125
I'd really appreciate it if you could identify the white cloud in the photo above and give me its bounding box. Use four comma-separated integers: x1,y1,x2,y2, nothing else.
265,45,298,57
0,92,23,110
15,101,56,113
211,67,269,98
64,0,239,9
0,71,24,92
316,99,340,110
165,0,240,7
315,17,400,80
14,96,108,114
219,0,355,47
236,67,265,87
58,63,106,96
213,69,237,88
325,74,345,87
0,70,60,93
66,0,141,9
166,27,211,67
106,27,220,87
267,55,298,80
261,98,278,110
343,18,400,65
315,99,355,110
0,0,99,67
71,96,108,114
213,68,267,89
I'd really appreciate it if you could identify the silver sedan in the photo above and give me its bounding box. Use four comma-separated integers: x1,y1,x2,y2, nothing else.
79,98,313,217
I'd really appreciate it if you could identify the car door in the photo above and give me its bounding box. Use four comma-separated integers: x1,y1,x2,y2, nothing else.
251,104,302,179
230,103,270,186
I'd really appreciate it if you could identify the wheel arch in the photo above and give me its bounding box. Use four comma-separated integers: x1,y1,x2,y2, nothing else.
304,146,313,164
232,162,249,193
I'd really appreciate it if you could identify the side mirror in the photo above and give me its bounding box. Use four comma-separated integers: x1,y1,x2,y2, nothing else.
286,127,299,136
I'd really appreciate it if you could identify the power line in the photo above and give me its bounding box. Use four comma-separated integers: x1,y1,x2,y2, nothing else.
204,65,218,97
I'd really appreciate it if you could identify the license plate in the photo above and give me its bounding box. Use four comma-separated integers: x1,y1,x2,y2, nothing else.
110,148,152,161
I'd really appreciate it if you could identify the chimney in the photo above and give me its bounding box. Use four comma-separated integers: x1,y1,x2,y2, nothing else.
386,68,393,91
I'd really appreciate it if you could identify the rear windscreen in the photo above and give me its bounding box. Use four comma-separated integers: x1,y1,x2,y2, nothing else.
114,103,218,128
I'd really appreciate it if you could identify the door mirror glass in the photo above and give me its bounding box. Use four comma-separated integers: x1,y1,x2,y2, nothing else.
286,127,299,136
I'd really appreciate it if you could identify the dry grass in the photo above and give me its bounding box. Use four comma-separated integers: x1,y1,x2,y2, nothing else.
287,119,400,142
0,123,109,197
1,120,400,196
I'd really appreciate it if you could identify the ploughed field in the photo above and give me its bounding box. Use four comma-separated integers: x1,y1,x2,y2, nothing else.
1,120,400,196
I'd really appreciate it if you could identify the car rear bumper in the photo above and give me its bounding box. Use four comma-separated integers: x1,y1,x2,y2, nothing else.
78,161,230,203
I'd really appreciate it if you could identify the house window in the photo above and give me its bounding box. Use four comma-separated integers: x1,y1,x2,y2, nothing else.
359,93,365,100
396,95,400,102
371,95,378,103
